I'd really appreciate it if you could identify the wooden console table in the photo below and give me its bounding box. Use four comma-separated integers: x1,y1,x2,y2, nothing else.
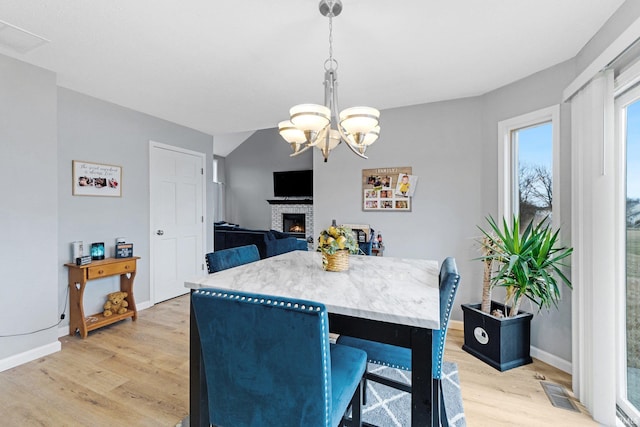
64,257,140,338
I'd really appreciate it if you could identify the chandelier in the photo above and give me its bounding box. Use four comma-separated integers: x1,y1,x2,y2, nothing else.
278,0,381,163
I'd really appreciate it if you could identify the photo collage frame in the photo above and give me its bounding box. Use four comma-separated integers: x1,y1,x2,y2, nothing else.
362,167,417,211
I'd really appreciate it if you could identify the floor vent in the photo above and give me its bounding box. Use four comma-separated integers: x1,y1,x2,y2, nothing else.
541,381,580,412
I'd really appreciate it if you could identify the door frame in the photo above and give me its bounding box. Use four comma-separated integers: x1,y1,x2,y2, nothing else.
149,140,207,305
614,85,640,424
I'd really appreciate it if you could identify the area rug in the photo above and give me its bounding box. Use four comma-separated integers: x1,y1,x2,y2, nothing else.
176,361,465,427
361,361,466,427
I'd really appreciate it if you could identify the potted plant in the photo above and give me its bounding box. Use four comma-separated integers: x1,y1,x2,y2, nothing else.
461,215,573,371
317,224,359,271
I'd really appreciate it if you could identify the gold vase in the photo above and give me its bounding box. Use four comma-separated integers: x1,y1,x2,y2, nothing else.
322,250,349,272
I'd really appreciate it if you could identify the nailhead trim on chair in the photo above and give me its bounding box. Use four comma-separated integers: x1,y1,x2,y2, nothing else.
367,360,410,371
193,289,332,427
320,311,330,426
434,275,459,377
194,290,322,312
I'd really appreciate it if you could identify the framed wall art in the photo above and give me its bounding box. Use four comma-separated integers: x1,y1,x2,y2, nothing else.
362,167,417,212
72,160,122,197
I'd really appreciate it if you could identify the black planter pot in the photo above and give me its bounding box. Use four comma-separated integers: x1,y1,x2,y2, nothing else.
461,301,533,372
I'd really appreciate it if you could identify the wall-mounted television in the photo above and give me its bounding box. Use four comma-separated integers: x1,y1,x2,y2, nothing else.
273,170,313,197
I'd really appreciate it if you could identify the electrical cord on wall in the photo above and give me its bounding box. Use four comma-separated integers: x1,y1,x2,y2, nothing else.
0,286,69,337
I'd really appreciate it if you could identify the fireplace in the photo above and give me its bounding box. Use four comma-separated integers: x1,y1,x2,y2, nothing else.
283,213,306,238
268,199,313,246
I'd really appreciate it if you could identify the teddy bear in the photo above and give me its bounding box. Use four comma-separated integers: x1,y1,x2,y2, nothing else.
103,291,128,317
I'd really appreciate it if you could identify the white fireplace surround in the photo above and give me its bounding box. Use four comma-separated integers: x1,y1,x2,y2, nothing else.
270,202,313,243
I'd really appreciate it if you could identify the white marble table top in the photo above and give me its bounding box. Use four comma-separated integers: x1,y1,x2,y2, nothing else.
185,250,440,330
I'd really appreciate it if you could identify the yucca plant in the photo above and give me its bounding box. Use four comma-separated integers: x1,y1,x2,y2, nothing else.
477,215,573,317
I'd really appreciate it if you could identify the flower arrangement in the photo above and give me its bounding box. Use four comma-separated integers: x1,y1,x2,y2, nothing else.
317,224,359,255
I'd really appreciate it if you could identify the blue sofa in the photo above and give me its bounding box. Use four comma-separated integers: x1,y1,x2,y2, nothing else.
214,223,308,259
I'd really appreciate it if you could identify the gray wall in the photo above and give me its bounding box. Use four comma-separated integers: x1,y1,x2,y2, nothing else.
0,55,59,359
479,60,576,362
224,128,312,229
57,88,214,317
312,97,485,328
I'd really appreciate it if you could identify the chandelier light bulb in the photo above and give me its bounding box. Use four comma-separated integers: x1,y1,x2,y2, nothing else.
363,125,380,146
339,107,380,136
278,120,306,144
290,104,331,132
318,129,342,162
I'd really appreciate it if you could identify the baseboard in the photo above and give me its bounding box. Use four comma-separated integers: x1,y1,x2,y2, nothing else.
449,320,463,331
530,345,572,374
57,300,154,338
0,341,61,373
137,300,153,311
57,325,69,337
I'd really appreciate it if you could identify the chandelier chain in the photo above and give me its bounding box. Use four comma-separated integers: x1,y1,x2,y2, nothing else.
328,15,333,68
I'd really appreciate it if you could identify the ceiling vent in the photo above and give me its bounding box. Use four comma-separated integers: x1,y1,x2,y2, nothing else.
0,20,49,53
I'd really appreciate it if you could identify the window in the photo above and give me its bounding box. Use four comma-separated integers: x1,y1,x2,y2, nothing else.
212,156,226,222
498,106,560,230
615,85,640,423
213,157,220,183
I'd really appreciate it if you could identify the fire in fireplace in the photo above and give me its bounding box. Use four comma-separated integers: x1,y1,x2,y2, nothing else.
282,213,305,236
290,224,304,233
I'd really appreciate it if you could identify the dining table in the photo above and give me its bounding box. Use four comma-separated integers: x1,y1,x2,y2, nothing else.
184,250,441,427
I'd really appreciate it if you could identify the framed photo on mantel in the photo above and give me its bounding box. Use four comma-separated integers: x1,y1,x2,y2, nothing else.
362,166,416,212
72,160,122,197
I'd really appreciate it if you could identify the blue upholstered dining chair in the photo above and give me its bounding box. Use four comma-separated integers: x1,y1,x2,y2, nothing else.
191,288,367,427
336,257,460,425
205,244,260,273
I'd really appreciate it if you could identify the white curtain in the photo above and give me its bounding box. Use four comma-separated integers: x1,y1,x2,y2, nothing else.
570,69,617,425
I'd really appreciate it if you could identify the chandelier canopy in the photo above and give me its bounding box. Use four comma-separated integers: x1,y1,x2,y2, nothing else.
278,0,381,163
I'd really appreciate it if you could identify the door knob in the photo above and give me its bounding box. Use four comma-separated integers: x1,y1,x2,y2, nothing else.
156,230,164,236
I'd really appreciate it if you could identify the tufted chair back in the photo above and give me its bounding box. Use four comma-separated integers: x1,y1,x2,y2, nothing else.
205,244,260,273
432,257,461,380
191,288,366,427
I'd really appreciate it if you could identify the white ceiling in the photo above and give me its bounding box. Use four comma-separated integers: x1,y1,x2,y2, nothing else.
0,0,626,156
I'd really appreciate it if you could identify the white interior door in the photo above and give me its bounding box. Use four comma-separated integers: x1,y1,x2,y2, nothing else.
150,141,205,303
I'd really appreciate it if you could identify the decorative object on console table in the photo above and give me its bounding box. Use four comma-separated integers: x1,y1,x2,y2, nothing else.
115,243,133,258
76,255,92,266
317,222,358,271
71,241,84,260
90,242,105,260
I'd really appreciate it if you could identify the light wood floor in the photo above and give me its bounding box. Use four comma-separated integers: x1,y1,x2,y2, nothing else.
0,294,596,426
